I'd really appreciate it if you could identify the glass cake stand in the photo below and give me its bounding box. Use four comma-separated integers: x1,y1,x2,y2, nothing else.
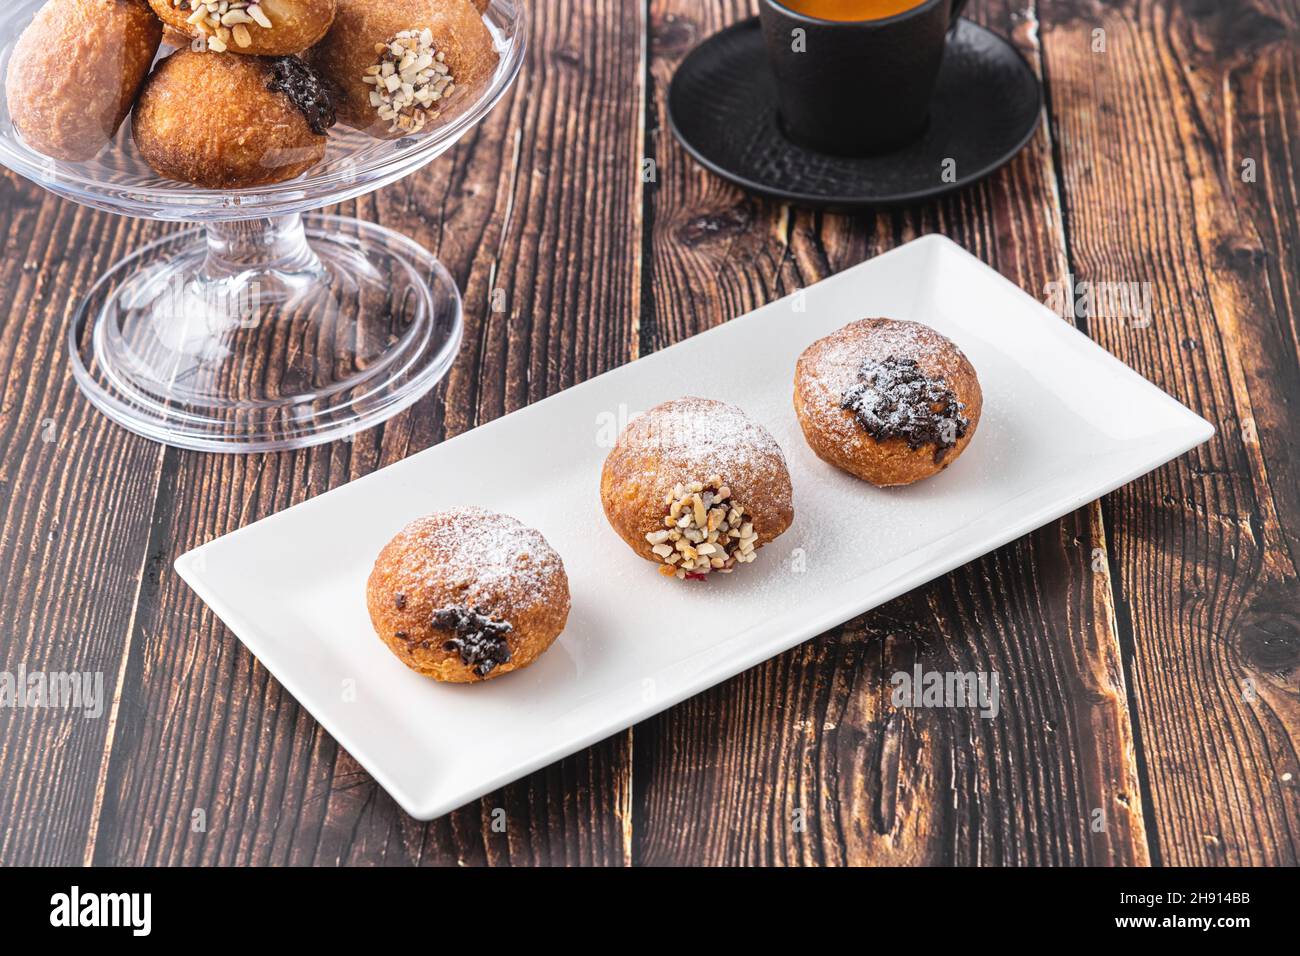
0,0,526,452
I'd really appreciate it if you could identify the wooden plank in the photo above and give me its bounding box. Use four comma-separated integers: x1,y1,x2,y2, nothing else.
84,0,646,865
634,0,1148,864
0,177,172,864
1041,0,1300,865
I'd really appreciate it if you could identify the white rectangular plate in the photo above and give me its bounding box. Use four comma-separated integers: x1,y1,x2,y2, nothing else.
177,236,1213,820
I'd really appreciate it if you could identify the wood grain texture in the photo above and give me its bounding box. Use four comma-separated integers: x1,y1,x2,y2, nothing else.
0,0,1294,867
1040,0,1300,865
0,178,171,865
3,0,646,866
632,0,1148,866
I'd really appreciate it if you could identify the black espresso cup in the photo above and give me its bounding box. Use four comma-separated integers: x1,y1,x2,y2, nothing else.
758,0,970,155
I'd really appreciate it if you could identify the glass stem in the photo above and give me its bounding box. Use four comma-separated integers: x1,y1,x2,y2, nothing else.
203,214,324,279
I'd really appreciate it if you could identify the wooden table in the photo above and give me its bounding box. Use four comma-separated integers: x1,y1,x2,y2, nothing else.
1,0,1296,867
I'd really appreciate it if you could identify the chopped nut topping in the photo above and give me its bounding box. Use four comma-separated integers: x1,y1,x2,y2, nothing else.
645,477,759,580
171,1,274,52
361,29,456,135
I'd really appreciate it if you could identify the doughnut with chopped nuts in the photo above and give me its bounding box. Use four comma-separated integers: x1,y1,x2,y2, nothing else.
5,0,162,162
366,509,571,683
794,318,982,487
147,0,336,56
601,398,794,581
132,49,335,187
308,0,498,139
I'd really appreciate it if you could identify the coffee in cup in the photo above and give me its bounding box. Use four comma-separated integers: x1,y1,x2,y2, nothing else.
780,0,931,21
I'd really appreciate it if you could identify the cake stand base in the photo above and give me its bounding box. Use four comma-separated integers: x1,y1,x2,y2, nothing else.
68,213,463,453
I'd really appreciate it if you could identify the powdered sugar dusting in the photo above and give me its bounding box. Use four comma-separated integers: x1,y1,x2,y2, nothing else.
620,397,791,507
394,507,565,604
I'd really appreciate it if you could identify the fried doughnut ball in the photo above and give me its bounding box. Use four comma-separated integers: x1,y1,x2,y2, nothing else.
6,0,162,162
133,49,335,187
794,318,982,487
308,0,499,138
147,0,336,56
367,509,571,683
601,398,794,581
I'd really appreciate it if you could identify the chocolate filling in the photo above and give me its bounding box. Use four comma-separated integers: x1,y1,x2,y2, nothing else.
841,356,969,459
430,606,513,677
266,56,337,135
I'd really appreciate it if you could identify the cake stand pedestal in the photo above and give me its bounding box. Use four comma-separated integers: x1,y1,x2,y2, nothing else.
0,0,527,452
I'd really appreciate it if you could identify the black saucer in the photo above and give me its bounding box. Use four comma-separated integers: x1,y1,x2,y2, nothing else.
667,18,1041,209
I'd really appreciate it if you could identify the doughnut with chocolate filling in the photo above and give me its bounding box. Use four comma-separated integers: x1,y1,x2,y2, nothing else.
132,49,336,187
6,0,162,162
308,0,499,138
794,318,982,487
366,508,571,683
601,398,794,581
147,0,336,56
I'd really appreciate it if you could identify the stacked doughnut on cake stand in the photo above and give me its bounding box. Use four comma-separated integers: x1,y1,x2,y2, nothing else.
0,0,526,452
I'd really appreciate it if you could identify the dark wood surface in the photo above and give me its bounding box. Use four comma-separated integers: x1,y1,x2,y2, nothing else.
0,0,1295,866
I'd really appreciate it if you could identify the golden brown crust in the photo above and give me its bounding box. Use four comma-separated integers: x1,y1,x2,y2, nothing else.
794,318,982,487
308,0,498,138
600,397,794,577
366,509,571,683
162,23,193,48
5,0,162,162
132,49,329,187
147,0,337,56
